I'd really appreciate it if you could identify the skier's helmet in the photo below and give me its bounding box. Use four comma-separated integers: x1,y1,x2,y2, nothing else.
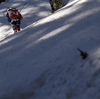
7,7,12,11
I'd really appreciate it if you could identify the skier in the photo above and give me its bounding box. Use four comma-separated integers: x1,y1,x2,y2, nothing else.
6,7,23,34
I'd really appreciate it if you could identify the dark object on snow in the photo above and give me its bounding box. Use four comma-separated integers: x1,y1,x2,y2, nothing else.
77,48,88,60
49,0,55,13
49,0,65,13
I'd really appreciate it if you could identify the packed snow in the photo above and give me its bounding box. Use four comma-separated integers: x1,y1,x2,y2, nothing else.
0,0,100,99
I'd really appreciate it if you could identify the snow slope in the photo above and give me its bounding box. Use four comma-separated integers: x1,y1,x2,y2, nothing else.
0,0,100,99
0,0,51,41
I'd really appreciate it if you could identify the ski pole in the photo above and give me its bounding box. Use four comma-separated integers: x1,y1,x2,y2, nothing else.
19,2,27,12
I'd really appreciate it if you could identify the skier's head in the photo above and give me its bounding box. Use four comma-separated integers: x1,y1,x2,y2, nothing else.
7,7,12,11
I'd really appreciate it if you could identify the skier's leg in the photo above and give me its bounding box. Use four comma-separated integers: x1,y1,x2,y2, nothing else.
16,21,20,31
16,26,20,31
12,24,17,34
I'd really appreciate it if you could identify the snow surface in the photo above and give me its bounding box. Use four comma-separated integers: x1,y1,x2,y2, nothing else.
0,0,100,99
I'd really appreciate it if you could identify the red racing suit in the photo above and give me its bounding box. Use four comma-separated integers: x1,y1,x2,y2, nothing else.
6,9,23,33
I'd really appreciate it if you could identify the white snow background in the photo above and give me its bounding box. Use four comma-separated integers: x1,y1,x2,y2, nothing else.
0,0,100,99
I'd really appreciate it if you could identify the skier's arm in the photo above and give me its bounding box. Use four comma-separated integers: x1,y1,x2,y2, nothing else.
6,13,11,23
17,12,23,20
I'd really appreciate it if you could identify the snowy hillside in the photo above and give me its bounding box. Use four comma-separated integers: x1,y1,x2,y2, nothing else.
0,0,100,99
0,0,51,41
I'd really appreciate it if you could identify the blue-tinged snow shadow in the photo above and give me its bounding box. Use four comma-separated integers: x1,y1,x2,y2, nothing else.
1,0,100,99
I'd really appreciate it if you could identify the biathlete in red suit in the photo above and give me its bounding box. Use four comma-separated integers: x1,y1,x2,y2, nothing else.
6,7,23,34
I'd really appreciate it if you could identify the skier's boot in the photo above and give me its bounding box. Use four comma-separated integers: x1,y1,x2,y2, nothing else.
14,30,17,34
16,27,20,31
